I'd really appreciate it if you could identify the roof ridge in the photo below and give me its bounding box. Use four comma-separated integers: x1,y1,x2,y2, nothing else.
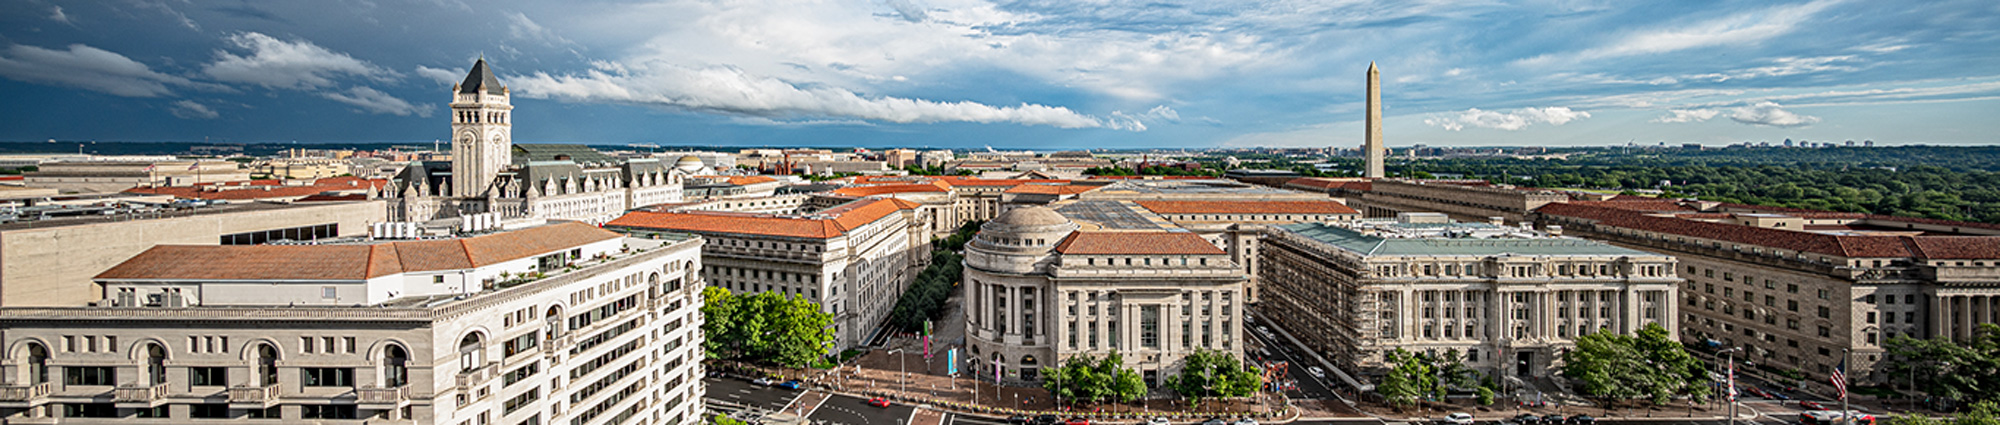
459,238,476,267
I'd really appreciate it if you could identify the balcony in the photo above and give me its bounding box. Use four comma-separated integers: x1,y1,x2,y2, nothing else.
228,383,282,409
357,385,410,410
0,382,52,407
456,362,497,389
113,382,171,408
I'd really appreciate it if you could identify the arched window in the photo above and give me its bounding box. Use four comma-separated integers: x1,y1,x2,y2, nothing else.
256,344,279,386
459,333,485,372
25,342,49,384
145,343,168,386
383,345,409,387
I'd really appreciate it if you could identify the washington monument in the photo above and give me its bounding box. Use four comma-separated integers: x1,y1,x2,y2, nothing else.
1364,62,1385,179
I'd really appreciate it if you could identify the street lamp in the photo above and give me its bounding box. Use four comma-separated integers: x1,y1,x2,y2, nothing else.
889,348,908,396
1718,347,1743,425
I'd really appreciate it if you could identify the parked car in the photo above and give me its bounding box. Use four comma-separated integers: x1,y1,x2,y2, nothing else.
1234,418,1258,425
1567,415,1595,425
1443,412,1476,425
1800,401,1828,411
1148,418,1172,425
1511,414,1542,425
1034,415,1062,425
777,380,805,390
1006,416,1031,425
1765,388,1791,400
751,377,776,386
1202,418,1229,425
868,397,892,408
1066,418,1089,425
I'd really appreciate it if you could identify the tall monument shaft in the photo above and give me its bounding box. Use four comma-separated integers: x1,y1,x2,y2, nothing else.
1364,62,1385,179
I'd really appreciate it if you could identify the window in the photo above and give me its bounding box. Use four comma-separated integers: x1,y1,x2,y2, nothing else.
1140,306,1160,348
190,403,229,418
302,336,316,353
1818,306,1831,318
1788,300,1799,311
190,367,226,386
64,367,115,386
301,404,357,420
1866,312,1876,323
301,368,355,387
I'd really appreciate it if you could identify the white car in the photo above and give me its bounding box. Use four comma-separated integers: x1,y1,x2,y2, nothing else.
1443,413,1475,425
1234,419,1259,425
1149,418,1172,425
1307,367,1325,377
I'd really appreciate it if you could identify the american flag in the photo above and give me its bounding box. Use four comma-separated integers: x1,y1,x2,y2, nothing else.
1830,358,1848,399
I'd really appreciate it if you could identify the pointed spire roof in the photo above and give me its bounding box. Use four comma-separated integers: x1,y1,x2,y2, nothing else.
1369,61,1377,72
458,58,505,95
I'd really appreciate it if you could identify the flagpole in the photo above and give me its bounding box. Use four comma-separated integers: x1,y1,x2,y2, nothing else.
1839,349,1851,425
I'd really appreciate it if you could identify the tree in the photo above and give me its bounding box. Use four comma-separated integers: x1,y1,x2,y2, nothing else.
1043,351,1146,406
1378,348,1429,409
698,287,837,368
1560,323,1708,405
1883,323,2000,405
1166,349,1263,404
1477,387,1495,406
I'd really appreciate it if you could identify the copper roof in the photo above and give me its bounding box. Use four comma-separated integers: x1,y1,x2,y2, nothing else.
1054,231,1226,255
95,222,621,281
1134,200,1358,215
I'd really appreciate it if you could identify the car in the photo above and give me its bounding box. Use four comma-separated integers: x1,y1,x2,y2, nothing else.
1443,412,1475,425
1203,418,1229,425
1234,418,1258,425
1308,367,1325,377
1149,418,1172,425
1066,418,1089,425
867,397,891,408
1800,401,1828,411
1567,415,1595,425
1512,414,1541,425
750,377,776,386
1007,416,1031,425
777,380,804,390
1765,389,1791,400
1035,415,1062,425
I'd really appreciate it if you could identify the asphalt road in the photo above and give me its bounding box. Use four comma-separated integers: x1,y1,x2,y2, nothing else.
809,392,918,425
706,376,805,419
1245,312,1342,401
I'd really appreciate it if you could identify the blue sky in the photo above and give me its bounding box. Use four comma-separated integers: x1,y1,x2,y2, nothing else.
0,0,1995,150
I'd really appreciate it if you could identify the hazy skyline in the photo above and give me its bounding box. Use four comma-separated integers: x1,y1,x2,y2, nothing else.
0,0,1995,149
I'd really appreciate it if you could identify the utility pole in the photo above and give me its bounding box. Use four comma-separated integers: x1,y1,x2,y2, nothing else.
1721,347,1742,425
1839,349,1851,425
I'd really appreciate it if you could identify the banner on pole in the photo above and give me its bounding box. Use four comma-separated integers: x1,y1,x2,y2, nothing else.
947,349,958,375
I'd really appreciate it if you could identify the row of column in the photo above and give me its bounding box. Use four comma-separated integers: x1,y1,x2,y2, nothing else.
1392,288,1671,343
1934,294,1999,340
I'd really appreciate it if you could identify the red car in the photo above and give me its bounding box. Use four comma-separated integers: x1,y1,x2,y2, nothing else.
1066,419,1089,425
1799,401,1828,411
868,397,891,408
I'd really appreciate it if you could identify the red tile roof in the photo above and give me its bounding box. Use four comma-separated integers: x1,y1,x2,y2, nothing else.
1055,231,1226,255
1134,200,1358,215
1909,237,2000,259
1284,178,1371,192
605,197,918,238
96,222,620,281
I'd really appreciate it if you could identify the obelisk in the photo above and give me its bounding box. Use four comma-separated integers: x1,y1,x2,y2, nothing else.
1364,62,1385,179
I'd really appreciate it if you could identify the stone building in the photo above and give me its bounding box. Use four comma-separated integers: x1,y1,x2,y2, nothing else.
1352,179,1569,224
0,222,706,424
0,200,385,307
1258,214,1680,379
963,206,1248,385
386,59,686,224
603,197,928,350
1535,199,2000,388
27,161,248,194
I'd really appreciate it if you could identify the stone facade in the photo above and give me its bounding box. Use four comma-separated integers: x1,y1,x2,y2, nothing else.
1258,216,1680,379
1353,179,1568,225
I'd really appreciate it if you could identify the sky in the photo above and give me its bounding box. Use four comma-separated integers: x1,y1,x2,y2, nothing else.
0,0,1996,150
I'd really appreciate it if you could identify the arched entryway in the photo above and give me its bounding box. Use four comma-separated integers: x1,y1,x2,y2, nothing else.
256,344,279,386
383,345,409,387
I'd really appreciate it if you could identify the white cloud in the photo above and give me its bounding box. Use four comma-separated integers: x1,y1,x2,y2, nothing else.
509,61,1134,130
506,12,574,46
201,32,396,90
884,0,928,23
1520,0,1842,65
1651,108,1719,123
0,43,195,97
1727,101,1818,127
321,86,430,117
1105,105,1181,131
168,100,219,119
49,6,70,23
415,66,462,85
1424,107,1590,131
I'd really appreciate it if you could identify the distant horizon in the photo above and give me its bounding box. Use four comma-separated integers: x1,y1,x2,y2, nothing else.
0,2,1994,148
0,139,1986,155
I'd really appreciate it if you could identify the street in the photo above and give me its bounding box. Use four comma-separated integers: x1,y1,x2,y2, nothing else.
706,377,806,420
808,392,918,425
